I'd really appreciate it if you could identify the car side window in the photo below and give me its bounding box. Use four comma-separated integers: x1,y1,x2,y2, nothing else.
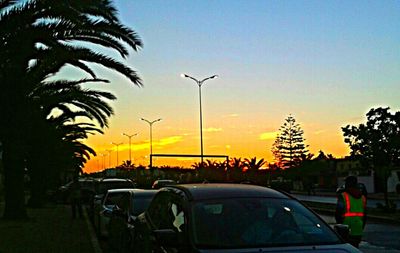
147,192,186,232
104,192,124,207
116,193,130,213
147,192,172,229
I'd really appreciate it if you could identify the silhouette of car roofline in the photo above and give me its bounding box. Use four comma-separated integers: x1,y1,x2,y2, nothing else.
107,188,158,195
160,183,291,201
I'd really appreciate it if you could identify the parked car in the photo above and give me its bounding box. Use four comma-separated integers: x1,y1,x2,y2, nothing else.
133,183,361,253
106,189,158,253
53,177,97,204
91,178,136,232
151,179,176,189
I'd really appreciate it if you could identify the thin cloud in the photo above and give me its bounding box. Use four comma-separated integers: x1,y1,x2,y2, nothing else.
204,127,222,132
223,113,239,118
314,130,326,135
259,131,279,140
132,136,183,151
157,136,183,146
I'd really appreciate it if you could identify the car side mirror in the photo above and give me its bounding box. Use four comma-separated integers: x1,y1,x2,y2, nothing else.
334,224,349,242
153,229,181,247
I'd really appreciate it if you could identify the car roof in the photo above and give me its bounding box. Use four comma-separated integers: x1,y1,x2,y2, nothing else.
99,178,132,182
167,183,290,201
107,188,158,196
107,188,140,193
154,179,175,182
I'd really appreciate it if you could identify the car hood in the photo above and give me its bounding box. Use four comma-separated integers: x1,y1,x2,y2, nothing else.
197,243,361,253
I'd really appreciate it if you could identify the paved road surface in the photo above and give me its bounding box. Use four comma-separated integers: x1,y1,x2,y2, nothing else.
319,214,400,253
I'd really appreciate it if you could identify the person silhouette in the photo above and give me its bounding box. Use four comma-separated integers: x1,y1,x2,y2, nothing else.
69,177,83,219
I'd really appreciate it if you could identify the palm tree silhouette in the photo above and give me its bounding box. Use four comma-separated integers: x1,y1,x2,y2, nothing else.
1,0,142,219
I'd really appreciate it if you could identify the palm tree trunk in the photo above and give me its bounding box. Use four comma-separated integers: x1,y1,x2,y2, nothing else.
2,140,28,219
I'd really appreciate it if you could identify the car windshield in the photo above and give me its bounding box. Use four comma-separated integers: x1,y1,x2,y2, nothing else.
191,197,341,249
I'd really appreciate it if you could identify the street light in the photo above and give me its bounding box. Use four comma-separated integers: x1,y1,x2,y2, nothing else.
122,132,138,163
181,73,218,165
141,117,162,168
106,149,112,168
99,153,107,170
111,142,123,167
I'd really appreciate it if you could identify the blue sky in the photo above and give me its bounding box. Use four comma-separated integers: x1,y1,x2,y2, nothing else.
83,0,399,171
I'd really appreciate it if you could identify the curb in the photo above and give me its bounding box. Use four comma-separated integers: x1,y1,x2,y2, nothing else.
83,208,103,253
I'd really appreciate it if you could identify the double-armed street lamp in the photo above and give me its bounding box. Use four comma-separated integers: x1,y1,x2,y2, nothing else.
180,73,218,165
122,132,138,163
111,142,123,167
141,118,162,168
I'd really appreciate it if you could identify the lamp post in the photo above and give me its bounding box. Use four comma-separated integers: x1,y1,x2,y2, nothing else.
111,142,123,167
181,73,218,165
99,153,106,170
141,118,162,168
122,133,138,163
106,149,112,168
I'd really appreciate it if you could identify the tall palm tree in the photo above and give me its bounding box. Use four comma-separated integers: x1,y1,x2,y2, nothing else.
1,0,142,219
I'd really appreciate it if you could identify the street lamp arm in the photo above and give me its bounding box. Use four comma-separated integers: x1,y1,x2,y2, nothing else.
141,118,151,124
122,133,138,138
181,73,199,83
141,117,162,125
200,75,218,84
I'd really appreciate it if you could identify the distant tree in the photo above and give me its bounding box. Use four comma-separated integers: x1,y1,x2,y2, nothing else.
313,150,334,161
342,107,400,207
272,115,309,169
243,157,266,184
314,150,328,160
227,157,245,182
271,136,283,168
244,157,266,172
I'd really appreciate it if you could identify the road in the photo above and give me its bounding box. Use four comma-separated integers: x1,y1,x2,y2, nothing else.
319,214,400,253
293,194,400,252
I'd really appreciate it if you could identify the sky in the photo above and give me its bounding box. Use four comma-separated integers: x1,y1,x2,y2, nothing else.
81,0,399,173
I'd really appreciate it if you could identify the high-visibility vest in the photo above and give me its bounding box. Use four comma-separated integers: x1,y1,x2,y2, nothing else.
342,192,366,236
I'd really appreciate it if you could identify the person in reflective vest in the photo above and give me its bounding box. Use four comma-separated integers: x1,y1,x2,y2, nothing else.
335,176,367,248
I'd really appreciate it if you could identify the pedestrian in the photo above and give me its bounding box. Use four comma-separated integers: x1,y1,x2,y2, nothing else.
335,176,367,248
69,177,83,219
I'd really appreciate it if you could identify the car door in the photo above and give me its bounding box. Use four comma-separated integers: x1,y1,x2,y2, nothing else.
146,191,189,253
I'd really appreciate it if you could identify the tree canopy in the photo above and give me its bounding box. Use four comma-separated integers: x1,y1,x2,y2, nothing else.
342,107,400,168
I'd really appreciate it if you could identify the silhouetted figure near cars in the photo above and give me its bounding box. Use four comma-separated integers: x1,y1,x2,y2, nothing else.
305,180,316,195
70,177,83,219
335,176,367,248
